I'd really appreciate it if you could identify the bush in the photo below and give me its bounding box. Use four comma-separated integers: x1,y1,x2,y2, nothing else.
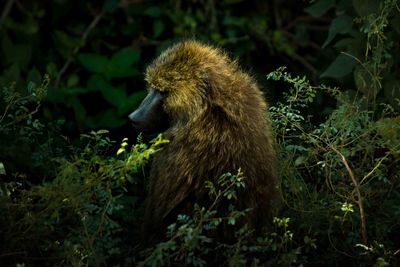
268,67,400,266
0,81,168,265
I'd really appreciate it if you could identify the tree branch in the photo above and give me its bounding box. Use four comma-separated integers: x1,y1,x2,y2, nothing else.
329,144,367,245
55,10,105,87
0,0,15,28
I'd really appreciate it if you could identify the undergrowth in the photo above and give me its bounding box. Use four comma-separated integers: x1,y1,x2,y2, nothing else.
1,64,399,266
268,67,400,266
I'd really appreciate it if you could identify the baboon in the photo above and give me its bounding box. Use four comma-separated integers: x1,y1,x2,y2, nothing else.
129,40,279,240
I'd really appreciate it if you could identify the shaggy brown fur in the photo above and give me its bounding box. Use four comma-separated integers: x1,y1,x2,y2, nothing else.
143,40,279,238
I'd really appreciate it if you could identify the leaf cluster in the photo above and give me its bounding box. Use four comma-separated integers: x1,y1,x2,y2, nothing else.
268,67,399,266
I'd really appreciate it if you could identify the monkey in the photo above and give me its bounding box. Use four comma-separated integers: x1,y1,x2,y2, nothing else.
129,40,279,241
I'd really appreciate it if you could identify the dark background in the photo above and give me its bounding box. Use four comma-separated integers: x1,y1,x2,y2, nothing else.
4,0,396,139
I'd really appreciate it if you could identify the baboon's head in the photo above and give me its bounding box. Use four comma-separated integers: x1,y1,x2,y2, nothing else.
129,40,250,134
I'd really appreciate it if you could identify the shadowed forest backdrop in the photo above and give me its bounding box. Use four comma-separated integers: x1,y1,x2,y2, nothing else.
0,0,399,266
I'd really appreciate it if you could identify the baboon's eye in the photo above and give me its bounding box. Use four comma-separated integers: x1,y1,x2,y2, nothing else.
157,89,168,96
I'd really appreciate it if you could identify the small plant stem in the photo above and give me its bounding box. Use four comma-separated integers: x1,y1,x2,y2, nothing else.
0,0,15,28
1,103,41,128
329,145,367,245
359,156,387,185
0,95,16,124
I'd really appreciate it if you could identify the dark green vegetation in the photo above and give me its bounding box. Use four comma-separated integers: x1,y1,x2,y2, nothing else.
0,0,399,266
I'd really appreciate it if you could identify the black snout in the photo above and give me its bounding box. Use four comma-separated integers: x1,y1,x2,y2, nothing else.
128,110,146,129
128,89,170,135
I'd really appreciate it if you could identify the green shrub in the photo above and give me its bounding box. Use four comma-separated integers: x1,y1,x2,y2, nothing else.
0,81,168,265
267,67,399,266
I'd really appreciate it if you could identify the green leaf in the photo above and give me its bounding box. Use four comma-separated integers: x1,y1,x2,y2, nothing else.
53,30,83,49
53,30,84,58
27,68,42,85
70,98,87,127
376,117,400,142
87,75,104,92
334,38,357,49
144,6,161,17
110,48,140,68
103,0,119,11
117,147,125,155
118,90,147,115
0,162,6,175
78,53,109,73
4,17,39,35
67,74,80,87
228,217,236,225
13,44,32,69
305,0,335,17
107,48,140,78
153,20,165,38
96,129,110,134
334,34,365,57
320,53,357,78
323,15,353,48
87,75,127,107
352,0,379,16
46,62,58,77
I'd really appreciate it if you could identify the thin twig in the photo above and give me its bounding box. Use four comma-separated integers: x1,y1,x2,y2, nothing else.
0,0,15,28
0,95,16,124
341,51,382,90
359,156,388,185
1,104,41,129
283,16,331,31
0,251,26,258
328,144,368,245
90,186,112,246
206,0,217,32
55,10,105,87
291,52,318,75
119,0,147,8
282,30,321,51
